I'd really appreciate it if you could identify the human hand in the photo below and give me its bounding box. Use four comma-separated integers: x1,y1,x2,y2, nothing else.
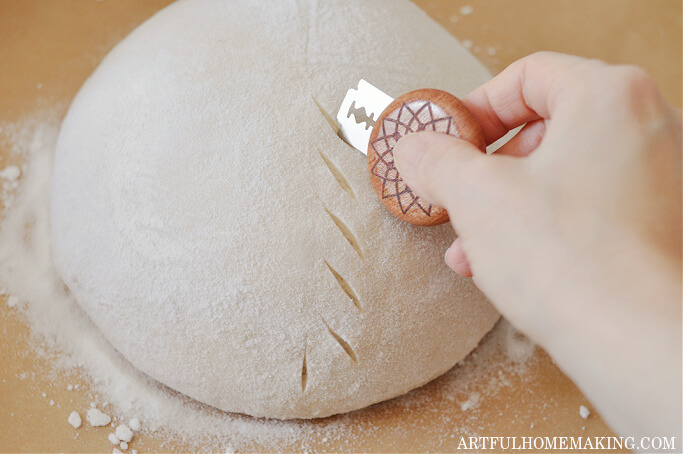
394,52,682,443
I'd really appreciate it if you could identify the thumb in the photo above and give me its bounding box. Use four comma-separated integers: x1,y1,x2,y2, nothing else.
393,131,489,211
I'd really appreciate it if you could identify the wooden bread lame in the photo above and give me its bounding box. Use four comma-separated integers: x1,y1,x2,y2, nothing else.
337,80,485,226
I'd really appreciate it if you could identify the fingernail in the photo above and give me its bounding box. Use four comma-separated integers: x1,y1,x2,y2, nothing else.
444,244,454,263
472,275,481,289
393,134,427,180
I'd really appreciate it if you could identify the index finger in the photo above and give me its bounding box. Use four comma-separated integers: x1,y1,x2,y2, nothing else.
463,52,591,145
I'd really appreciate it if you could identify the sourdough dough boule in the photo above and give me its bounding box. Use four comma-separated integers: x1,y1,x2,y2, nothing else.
50,0,499,419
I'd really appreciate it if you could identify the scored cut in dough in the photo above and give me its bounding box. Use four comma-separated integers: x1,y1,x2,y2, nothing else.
50,0,499,419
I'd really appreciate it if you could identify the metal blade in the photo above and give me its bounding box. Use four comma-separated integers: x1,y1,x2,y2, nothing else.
336,79,393,154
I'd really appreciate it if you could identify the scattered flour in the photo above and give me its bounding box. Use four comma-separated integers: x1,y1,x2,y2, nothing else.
460,391,481,411
0,113,540,451
579,405,591,419
503,322,536,363
108,432,120,445
68,411,82,429
128,417,141,432
115,424,134,443
87,408,112,427
460,5,474,16
120,441,128,450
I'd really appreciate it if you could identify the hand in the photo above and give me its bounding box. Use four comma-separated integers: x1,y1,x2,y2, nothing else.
394,52,682,443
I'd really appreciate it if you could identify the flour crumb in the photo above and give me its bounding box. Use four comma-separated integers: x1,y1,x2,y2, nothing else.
0,165,21,181
67,384,73,391
530,422,534,429
131,450,137,454
87,408,112,427
41,392,47,398
6,295,19,308
460,5,473,16
579,405,590,419
113,449,123,454
460,392,481,411
108,432,120,445
115,424,134,443
504,323,536,363
120,441,128,450
49,399,55,406
223,445,236,454
128,417,141,432
462,39,473,49
67,411,82,429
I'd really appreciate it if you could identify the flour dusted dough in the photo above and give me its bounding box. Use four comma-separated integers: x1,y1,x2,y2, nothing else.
51,0,499,419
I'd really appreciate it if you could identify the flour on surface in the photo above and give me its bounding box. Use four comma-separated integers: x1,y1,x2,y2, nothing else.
108,432,120,445
68,411,82,429
460,5,474,16
579,405,591,419
128,417,141,432
460,391,481,411
87,408,112,427
115,424,134,443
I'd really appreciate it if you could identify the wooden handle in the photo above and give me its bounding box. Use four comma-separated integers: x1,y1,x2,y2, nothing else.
367,88,486,226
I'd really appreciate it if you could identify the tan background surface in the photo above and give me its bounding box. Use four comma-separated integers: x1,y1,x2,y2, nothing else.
0,1,680,452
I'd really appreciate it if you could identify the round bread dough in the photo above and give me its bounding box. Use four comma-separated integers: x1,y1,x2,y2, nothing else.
51,0,499,419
